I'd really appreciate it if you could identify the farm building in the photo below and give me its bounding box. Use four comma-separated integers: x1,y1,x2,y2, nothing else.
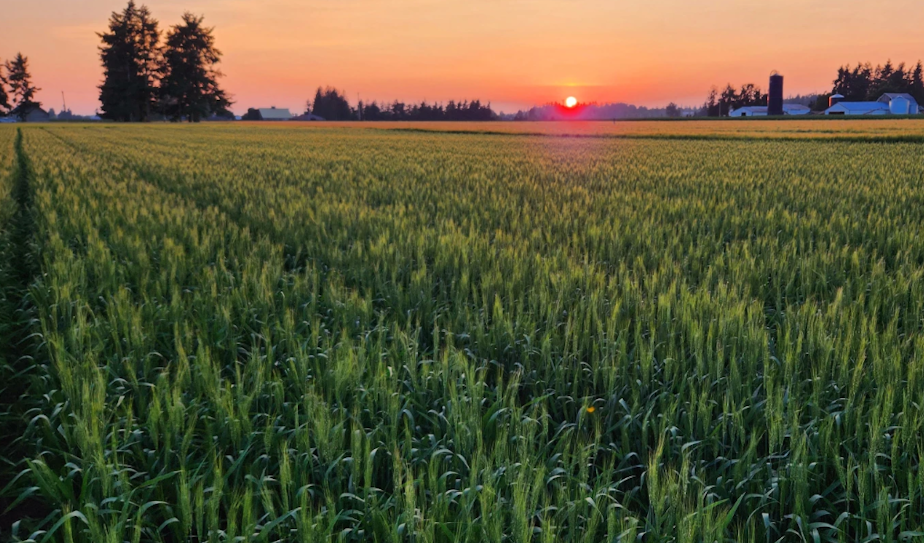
825,93,920,115
824,102,889,115
257,107,293,120
728,104,811,117
878,93,920,114
23,106,51,122
291,113,326,121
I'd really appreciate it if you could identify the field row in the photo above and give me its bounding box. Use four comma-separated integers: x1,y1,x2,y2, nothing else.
3,123,924,542
278,118,924,140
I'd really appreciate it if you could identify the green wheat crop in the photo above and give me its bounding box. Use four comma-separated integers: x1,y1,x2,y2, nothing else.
3,122,924,542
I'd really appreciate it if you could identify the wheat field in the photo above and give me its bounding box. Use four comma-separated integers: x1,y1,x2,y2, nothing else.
2,122,924,542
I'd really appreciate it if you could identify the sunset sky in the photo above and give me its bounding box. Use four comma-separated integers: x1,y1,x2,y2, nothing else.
4,0,924,115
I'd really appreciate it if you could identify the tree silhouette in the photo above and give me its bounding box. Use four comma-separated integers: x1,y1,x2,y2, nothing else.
98,1,161,121
699,82,767,116
158,13,230,122
5,53,41,121
356,97,496,121
0,61,9,115
241,108,261,120
311,87,352,120
912,62,924,105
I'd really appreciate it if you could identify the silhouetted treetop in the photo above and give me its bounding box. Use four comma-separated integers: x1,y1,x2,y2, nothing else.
5,53,41,121
158,12,231,122
98,1,161,121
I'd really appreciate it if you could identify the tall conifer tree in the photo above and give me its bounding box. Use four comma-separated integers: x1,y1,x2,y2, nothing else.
0,61,10,115
158,13,230,122
5,54,41,121
98,1,161,122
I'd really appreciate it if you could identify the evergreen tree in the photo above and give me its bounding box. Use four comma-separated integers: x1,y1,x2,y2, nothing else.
0,61,10,115
911,62,924,105
310,87,325,118
5,53,41,121
158,13,230,122
98,1,161,122
702,87,719,117
310,87,354,120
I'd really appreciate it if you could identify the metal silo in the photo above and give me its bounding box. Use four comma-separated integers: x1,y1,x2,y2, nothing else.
768,72,784,116
829,94,844,108
890,96,911,115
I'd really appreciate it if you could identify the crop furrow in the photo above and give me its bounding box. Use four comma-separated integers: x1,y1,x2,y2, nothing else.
0,128,48,537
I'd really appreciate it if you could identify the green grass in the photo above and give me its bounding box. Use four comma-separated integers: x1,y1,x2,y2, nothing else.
3,123,924,542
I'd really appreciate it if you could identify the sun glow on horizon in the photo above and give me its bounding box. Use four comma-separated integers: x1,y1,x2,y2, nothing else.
565,96,578,108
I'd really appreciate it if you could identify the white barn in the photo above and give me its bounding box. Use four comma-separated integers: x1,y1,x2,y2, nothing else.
729,104,811,117
824,102,889,115
825,94,920,115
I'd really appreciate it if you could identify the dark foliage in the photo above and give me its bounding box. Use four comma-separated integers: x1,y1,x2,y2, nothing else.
241,108,262,121
302,87,497,121
310,87,353,121
98,1,161,122
665,102,682,118
0,62,9,115
700,83,767,117
158,13,231,122
5,54,41,122
358,99,496,121
832,60,924,104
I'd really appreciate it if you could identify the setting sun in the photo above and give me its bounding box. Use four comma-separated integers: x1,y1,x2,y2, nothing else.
565,96,577,108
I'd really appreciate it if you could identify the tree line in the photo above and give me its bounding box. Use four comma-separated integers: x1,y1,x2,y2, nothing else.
357,97,496,121
828,60,924,104
243,87,497,121
98,1,230,122
0,54,41,121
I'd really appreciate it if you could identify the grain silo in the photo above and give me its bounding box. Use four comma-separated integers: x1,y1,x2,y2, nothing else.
768,72,784,116
829,94,844,108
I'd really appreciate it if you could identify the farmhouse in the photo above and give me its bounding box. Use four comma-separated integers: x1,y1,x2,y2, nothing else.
257,107,293,120
728,104,811,117
824,93,920,115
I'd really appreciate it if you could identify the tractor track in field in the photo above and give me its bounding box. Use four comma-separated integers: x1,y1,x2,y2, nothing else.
0,129,50,538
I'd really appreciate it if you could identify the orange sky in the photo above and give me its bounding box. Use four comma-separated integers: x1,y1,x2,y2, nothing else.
4,0,924,115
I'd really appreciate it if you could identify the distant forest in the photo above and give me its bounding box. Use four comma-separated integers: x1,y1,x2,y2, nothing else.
308,87,496,121
258,88,679,122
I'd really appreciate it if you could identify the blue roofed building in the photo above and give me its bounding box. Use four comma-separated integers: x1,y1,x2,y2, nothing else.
825,93,920,115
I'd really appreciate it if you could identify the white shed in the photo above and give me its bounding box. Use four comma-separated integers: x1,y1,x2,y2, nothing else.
824,102,890,115
729,104,812,117
729,106,767,117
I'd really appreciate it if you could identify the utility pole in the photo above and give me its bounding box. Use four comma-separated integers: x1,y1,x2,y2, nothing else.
62,91,68,113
